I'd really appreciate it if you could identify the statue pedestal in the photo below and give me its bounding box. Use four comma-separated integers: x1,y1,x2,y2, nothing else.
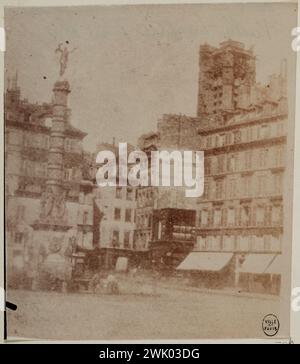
30,220,73,291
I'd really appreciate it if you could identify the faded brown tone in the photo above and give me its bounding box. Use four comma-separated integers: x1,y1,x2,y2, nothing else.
4,3,297,341
5,3,297,151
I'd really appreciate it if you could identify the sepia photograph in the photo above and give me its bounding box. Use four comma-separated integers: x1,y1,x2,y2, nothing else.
3,2,298,341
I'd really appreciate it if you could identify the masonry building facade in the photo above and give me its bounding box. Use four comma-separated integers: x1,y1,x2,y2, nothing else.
188,40,287,294
5,74,94,283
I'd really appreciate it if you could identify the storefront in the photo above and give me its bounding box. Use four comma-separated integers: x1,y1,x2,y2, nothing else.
176,251,235,288
238,253,282,295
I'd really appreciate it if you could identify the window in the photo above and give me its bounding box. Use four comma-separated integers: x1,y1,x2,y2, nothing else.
136,215,140,227
140,215,144,227
274,173,283,195
270,235,281,252
211,236,221,251
216,179,224,199
246,127,253,142
82,232,92,249
64,169,72,181
233,130,241,144
214,210,222,226
114,208,121,221
272,205,282,225
204,158,211,175
112,230,119,247
215,135,221,147
221,208,227,225
71,140,77,152
204,179,211,199
239,236,250,251
241,206,250,226
228,178,237,198
206,236,212,250
72,168,78,179
125,209,132,223
15,232,23,245
24,160,30,176
263,235,271,251
259,149,268,168
243,175,252,197
17,205,25,221
244,151,252,170
257,175,267,195
44,117,52,128
223,235,234,251
124,231,130,248
116,187,122,199
225,133,232,145
275,147,284,166
252,235,264,251
265,205,272,226
20,161,25,176
217,155,225,173
41,163,47,177
219,134,226,147
199,137,205,149
276,122,284,137
227,154,236,172
227,208,235,226
256,206,265,225
207,136,213,148
259,124,270,139
31,135,37,148
83,211,88,225
197,236,206,250
6,130,10,145
201,210,208,226
148,214,152,228
126,187,134,200
13,250,22,258
65,139,71,152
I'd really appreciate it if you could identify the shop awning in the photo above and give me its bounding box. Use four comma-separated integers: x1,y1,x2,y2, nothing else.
176,252,233,271
264,254,283,275
239,254,277,274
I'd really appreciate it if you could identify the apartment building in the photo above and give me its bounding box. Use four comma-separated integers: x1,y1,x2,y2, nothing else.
187,40,288,294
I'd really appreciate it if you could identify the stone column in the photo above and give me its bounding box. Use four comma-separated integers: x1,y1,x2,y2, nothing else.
30,80,72,291
47,80,70,195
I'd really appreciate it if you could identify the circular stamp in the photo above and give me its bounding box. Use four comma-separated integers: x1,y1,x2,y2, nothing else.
262,314,280,337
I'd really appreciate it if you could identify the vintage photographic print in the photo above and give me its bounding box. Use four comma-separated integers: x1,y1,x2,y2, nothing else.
3,2,298,341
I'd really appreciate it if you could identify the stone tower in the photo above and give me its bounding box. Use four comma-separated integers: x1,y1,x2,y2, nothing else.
197,40,256,116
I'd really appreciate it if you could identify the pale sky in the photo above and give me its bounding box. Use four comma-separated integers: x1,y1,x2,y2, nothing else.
5,3,298,151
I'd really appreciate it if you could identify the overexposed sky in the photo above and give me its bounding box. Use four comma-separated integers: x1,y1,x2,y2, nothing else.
5,3,298,151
